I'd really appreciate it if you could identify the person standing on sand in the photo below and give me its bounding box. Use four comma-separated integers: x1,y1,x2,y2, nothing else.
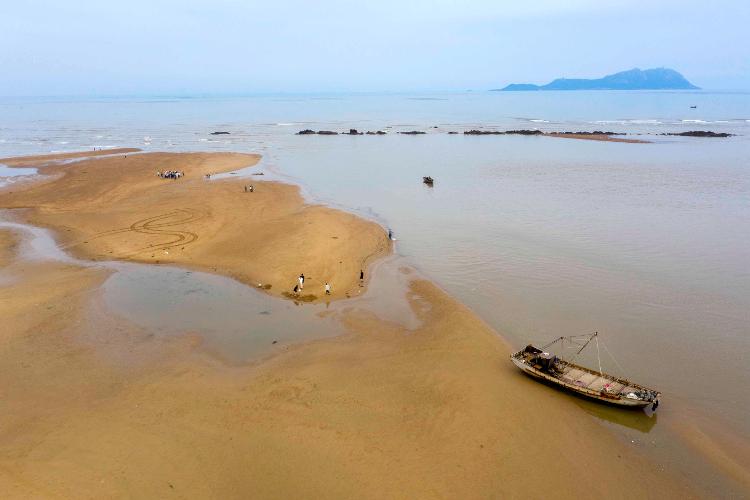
359,269,364,286
298,274,304,290
293,284,299,295
325,282,331,295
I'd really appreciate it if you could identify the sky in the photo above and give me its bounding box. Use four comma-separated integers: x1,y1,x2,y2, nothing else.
2,0,748,95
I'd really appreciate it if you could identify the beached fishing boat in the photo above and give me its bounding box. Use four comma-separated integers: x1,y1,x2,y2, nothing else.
511,333,660,410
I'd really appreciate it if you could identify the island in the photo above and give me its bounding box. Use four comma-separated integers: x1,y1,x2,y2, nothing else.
496,68,699,91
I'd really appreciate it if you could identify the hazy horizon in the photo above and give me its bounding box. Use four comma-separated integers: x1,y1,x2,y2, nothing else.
2,0,748,96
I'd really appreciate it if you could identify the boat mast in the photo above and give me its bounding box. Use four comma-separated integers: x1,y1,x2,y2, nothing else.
575,332,597,356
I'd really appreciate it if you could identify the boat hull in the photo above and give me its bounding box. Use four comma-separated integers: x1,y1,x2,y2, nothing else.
511,355,656,408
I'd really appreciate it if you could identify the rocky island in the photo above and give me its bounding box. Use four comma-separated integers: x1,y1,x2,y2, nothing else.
496,68,699,91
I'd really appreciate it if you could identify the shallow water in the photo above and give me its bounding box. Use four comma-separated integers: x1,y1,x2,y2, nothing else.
0,219,419,364
268,134,750,432
0,163,38,188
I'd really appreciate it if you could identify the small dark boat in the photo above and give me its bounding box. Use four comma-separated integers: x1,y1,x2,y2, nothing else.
423,176,434,186
690,105,697,109
511,333,660,410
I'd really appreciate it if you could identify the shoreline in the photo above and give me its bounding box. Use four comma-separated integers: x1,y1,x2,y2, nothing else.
0,149,738,497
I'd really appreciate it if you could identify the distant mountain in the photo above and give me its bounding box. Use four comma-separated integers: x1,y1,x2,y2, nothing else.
495,68,699,91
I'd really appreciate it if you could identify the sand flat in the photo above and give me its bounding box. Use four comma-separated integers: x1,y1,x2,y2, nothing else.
0,267,690,499
0,151,693,498
1,152,390,300
0,230,20,267
548,132,651,143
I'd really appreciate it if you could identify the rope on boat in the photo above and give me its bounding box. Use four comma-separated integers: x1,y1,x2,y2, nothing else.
599,337,627,376
566,332,597,366
541,336,565,349
541,333,627,380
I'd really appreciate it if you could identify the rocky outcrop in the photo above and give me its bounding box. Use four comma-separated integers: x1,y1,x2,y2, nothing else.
464,129,544,136
505,129,544,135
343,129,363,135
366,131,387,135
399,131,426,135
297,129,339,135
554,131,623,136
662,131,734,138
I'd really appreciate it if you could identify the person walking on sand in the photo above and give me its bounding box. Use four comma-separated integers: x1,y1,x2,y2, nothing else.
325,282,331,295
298,273,305,290
293,284,299,295
359,269,364,286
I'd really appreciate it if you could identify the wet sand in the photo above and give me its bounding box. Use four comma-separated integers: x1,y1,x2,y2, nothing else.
0,151,695,498
547,133,651,143
0,148,142,167
0,230,19,266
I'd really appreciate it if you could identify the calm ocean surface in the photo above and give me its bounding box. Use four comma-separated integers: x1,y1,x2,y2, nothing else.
2,91,749,442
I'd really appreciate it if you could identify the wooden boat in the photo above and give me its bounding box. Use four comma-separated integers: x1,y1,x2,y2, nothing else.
510,333,660,410
423,176,434,185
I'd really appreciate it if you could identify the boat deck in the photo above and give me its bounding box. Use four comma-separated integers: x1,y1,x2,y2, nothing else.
558,365,637,395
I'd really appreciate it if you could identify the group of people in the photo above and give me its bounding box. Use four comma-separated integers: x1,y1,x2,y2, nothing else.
291,269,366,297
292,273,331,296
157,170,184,179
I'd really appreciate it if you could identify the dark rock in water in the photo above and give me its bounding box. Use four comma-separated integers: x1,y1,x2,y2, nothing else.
366,130,387,135
505,129,544,135
464,130,504,135
557,131,623,136
464,129,544,136
448,131,458,134
344,128,363,135
399,131,426,135
662,131,734,138
296,129,339,135
423,176,434,185
210,131,231,135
